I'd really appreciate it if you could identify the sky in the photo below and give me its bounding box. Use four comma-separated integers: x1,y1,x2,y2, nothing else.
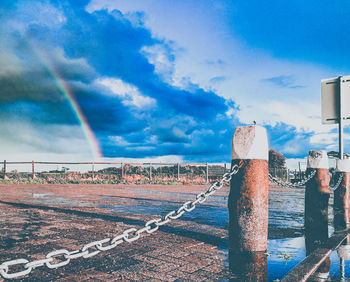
0,0,350,166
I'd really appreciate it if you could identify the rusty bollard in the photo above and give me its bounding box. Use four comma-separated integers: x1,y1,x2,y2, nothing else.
228,125,268,281
304,150,331,280
304,150,330,235
334,159,350,231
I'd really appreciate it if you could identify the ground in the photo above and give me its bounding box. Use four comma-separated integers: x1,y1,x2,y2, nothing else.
0,183,245,281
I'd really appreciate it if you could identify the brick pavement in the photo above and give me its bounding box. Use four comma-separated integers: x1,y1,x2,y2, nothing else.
0,184,237,281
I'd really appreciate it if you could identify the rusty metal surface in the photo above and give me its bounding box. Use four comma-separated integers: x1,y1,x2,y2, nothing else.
304,168,330,232
228,251,267,282
334,172,350,230
228,159,269,252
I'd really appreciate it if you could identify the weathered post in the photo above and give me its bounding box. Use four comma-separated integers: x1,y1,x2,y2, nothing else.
121,163,124,179
334,159,350,230
304,150,330,233
228,125,269,281
304,150,331,280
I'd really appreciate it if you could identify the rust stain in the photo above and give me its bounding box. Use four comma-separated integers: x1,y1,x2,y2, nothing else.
228,159,269,253
334,172,350,231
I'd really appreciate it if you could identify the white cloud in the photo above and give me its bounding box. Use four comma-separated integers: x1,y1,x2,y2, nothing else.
109,136,131,146
96,77,156,108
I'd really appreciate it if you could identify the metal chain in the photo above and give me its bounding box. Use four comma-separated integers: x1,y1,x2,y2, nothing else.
329,173,343,191
0,160,244,279
268,169,316,188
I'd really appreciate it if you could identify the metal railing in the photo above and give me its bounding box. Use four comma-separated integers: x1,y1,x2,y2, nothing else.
0,160,230,184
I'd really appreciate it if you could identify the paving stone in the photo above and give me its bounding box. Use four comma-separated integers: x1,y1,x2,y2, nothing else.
0,184,233,281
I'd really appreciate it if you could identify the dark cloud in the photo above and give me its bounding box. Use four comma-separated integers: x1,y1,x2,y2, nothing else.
0,0,239,161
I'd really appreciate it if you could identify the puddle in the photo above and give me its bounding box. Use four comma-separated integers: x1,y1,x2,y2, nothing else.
24,191,94,207
27,192,54,198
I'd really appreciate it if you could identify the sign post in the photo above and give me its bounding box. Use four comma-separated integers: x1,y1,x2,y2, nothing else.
321,75,350,159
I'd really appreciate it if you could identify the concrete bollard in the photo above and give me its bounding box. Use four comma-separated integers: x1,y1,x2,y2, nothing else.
228,125,269,253
334,159,350,231
304,150,330,233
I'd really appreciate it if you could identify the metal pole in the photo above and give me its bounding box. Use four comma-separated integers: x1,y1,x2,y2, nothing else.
340,258,345,278
149,163,152,180
339,76,344,160
177,163,180,181
206,162,209,184
32,160,35,179
121,163,124,179
92,162,95,179
3,160,6,179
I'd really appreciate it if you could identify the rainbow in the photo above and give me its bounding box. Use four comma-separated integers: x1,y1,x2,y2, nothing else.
32,46,103,160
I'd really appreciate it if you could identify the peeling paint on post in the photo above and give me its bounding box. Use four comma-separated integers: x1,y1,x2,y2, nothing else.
334,159,350,231
228,125,269,253
304,150,330,234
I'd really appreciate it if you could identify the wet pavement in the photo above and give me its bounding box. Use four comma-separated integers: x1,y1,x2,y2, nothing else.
0,183,346,281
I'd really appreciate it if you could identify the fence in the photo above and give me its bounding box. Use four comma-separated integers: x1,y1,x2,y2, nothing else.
0,161,230,184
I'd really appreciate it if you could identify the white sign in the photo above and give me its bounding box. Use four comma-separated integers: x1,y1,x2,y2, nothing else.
321,75,350,124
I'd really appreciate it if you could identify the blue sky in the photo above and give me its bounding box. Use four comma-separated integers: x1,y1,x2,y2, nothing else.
0,0,349,164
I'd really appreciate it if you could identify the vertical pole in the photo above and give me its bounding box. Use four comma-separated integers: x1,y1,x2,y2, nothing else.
298,162,302,180
228,125,268,280
121,163,124,179
3,160,6,180
92,162,95,180
177,163,180,181
206,162,209,184
149,163,152,180
334,159,350,230
32,160,35,179
339,76,344,159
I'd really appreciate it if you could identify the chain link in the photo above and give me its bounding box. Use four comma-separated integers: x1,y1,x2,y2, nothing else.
0,160,243,279
269,169,316,188
330,173,343,191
